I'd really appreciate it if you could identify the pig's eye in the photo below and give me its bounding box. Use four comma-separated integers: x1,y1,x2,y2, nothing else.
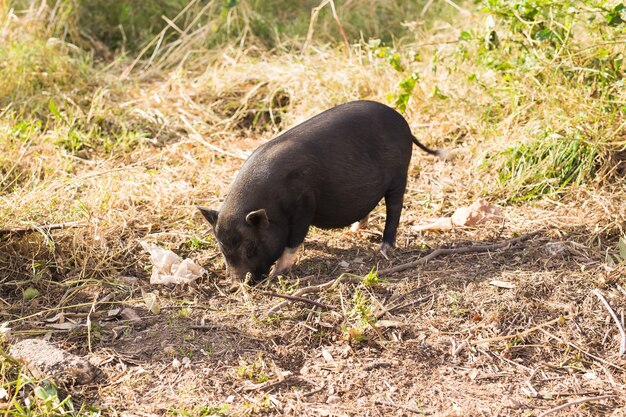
245,242,257,258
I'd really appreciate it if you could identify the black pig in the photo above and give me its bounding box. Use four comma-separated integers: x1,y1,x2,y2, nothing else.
198,100,441,282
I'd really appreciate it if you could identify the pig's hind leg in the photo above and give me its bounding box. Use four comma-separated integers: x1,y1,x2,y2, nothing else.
380,180,407,258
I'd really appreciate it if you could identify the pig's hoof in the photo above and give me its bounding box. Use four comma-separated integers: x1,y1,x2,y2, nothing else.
379,242,393,260
270,266,289,277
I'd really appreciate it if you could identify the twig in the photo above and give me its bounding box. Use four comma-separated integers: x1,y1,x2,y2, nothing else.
304,0,350,53
537,395,613,417
375,278,441,319
180,115,248,160
442,0,471,15
380,295,433,318
260,291,333,310
243,377,294,392
471,313,578,345
0,221,89,236
379,231,541,275
267,275,362,314
593,289,626,355
374,400,429,415
539,328,626,372
420,0,435,16
328,0,351,53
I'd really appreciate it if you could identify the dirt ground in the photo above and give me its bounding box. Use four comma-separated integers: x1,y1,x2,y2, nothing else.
3,141,626,417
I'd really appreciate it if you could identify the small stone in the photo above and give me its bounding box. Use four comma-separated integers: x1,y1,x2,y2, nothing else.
120,308,141,323
10,339,97,385
326,395,341,404
118,276,139,285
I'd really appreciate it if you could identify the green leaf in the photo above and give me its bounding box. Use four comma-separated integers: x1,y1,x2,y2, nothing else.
459,31,472,41
23,287,40,301
34,382,58,402
432,85,448,100
48,98,62,120
606,4,625,26
535,28,554,41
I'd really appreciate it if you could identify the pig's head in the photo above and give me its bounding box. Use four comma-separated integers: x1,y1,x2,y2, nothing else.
197,206,285,283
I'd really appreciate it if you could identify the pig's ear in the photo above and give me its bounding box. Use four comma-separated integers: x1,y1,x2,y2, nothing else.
197,206,219,226
245,209,269,228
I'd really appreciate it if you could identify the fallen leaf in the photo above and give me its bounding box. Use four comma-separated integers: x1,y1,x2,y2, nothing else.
141,289,160,314
23,287,40,301
46,322,81,330
321,348,334,363
376,320,405,328
120,307,141,322
45,312,65,323
412,198,502,232
489,280,516,289
107,308,121,317
0,324,11,342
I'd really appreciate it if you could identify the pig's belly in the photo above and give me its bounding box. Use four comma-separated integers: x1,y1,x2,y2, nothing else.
311,182,388,229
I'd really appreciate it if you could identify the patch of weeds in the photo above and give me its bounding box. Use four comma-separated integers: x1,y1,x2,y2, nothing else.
236,354,270,384
507,336,525,347
90,322,103,341
367,39,405,72
242,394,271,413
361,266,386,287
0,39,90,114
343,287,378,343
493,132,599,202
168,404,230,416
273,274,300,294
178,347,194,359
184,236,213,251
367,38,422,113
606,236,626,266
174,306,193,319
302,261,329,275
447,291,468,317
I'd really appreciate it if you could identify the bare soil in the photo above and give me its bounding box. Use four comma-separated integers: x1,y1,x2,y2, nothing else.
3,139,625,417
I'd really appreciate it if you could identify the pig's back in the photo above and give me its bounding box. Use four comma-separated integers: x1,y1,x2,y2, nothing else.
231,101,415,227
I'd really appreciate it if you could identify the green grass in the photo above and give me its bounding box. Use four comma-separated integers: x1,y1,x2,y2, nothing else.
0,39,90,115
495,134,600,202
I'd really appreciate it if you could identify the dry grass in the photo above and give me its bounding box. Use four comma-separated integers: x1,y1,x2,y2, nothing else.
1,1,626,415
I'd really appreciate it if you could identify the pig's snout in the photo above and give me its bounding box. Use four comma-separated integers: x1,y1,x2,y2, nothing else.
227,266,267,284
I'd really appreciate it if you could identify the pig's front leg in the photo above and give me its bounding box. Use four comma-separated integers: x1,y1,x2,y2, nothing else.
270,209,313,276
272,246,300,275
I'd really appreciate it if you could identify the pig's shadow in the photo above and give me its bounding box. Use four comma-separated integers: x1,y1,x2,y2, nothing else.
292,236,388,277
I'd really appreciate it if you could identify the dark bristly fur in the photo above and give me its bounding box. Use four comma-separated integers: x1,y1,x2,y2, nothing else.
199,100,440,282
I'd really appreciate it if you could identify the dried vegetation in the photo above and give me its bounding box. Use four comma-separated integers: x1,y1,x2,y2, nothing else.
1,0,626,415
